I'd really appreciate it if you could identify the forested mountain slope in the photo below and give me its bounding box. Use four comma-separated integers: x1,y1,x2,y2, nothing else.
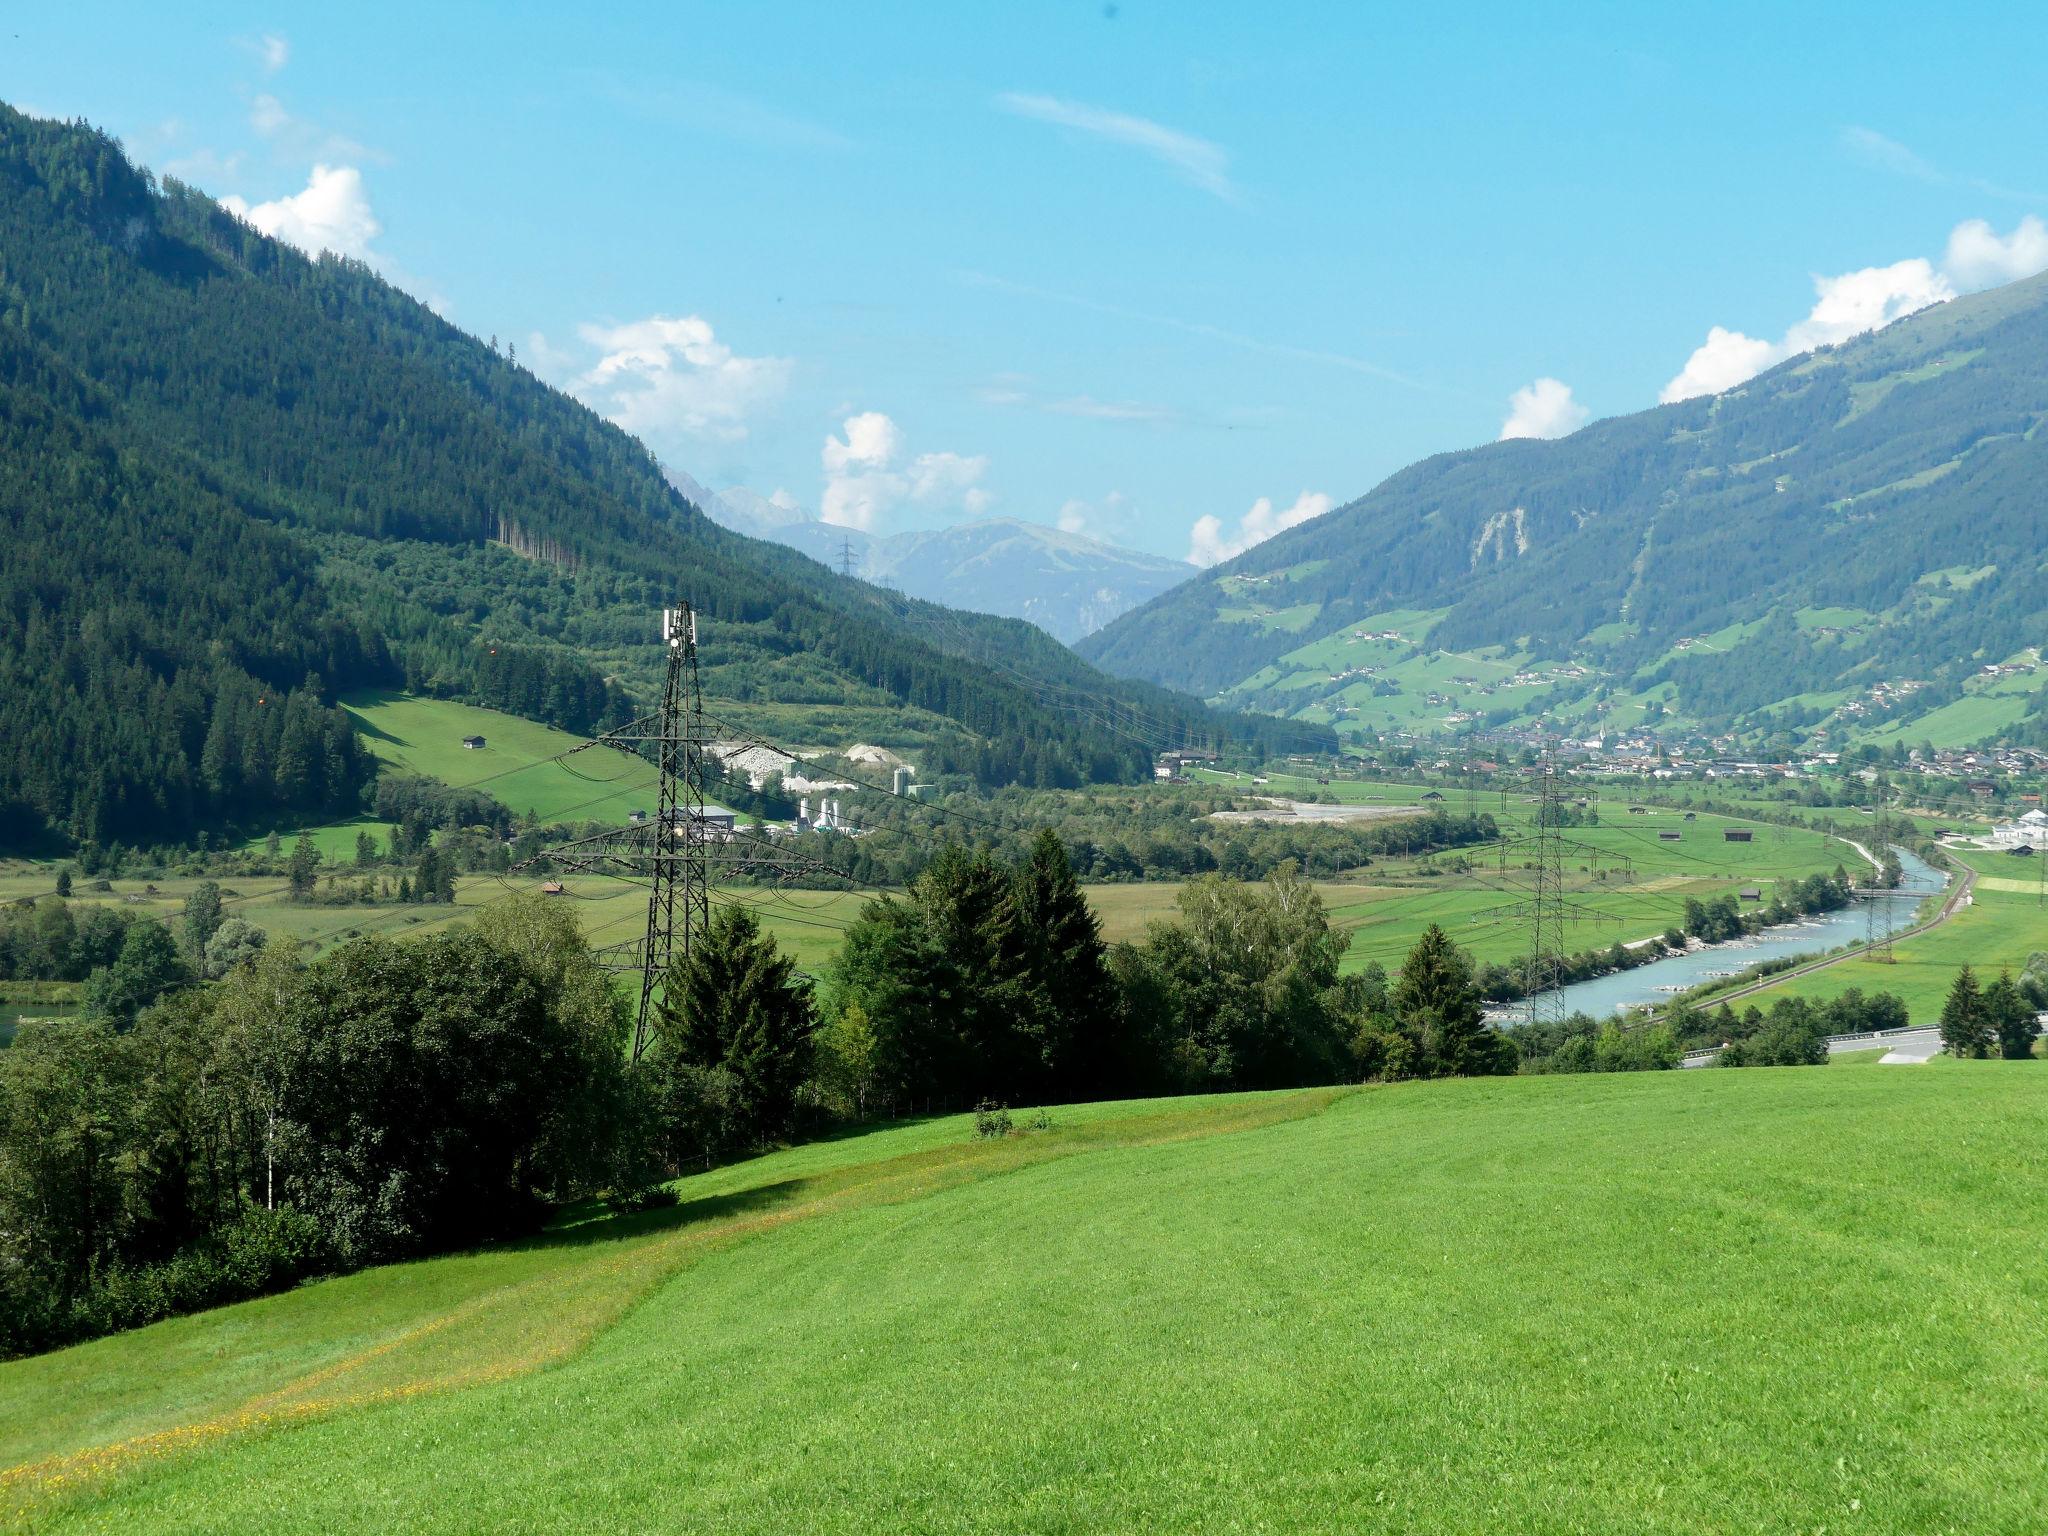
1081,272,2048,748
0,107,1319,851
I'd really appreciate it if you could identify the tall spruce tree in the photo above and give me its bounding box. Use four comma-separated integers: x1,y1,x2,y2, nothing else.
1985,970,2039,1061
653,905,814,1146
1013,829,1115,1097
1939,966,1991,1058
1392,924,1511,1076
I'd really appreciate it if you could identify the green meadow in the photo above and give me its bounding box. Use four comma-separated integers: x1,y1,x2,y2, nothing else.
5,1069,2045,1533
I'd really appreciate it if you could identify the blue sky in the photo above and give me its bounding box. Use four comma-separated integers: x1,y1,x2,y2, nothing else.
9,2,2048,560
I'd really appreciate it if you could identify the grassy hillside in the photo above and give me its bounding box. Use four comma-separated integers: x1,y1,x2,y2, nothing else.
5,1070,2045,1532
341,692,660,827
1083,270,2048,751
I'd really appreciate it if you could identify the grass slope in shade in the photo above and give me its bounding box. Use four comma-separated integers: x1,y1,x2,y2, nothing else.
10,1071,2048,1534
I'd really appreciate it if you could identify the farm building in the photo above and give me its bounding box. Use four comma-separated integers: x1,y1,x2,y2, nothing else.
1421,791,1444,802
1738,887,1762,901
540,881,565,896
1658,831,1681,841
461,735,486,750
1724,829,1753,843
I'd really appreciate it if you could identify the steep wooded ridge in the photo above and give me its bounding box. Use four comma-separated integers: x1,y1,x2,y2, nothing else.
0,108,1321,850
1081,271,2048,747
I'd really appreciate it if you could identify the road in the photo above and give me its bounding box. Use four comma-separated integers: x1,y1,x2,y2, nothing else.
1680,1025,1945,1068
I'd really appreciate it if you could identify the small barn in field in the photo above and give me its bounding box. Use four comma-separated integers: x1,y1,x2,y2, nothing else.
462,735,487,750
1724,829,1753,843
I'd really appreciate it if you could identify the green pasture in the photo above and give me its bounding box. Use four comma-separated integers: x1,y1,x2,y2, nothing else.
342,691,660,826
7,1069,2046,1532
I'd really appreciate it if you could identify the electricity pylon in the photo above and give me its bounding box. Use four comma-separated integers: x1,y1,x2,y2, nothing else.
1480,752,1619,1023
1866,774,1894,963
518,606,710,1061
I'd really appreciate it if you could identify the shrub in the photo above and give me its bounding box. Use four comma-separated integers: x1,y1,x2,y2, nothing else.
974,1100,1013,1139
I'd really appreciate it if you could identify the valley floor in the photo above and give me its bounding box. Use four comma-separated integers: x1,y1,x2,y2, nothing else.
4,1069,2044,1533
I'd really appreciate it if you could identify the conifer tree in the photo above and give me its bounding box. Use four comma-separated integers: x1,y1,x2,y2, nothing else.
1985,970,2039,1061
1392,923,1503,1076
1939,965,1991,1058
1013,829,1114,1095
654,905,814,1145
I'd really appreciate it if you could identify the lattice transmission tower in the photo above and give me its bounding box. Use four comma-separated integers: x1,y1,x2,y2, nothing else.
1481,751,1624,1024
1865,773,1894,964
515,605,866,1061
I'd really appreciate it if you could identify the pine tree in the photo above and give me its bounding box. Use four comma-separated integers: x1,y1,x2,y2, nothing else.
1985,970,2039,1061
652,905,813,1145
1939,965,1991,1058
1392,924,1498,1076
354,829,377,868
1013,829,1114,1096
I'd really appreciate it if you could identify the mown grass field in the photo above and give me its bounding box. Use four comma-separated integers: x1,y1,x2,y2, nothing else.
5,1069,2045,1533
341,690,661,827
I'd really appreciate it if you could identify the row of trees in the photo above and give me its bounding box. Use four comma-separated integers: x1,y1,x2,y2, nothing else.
0,899,628,1357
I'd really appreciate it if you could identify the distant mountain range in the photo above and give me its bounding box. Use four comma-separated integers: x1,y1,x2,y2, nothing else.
670,473,1190,644
1080,268,2048,752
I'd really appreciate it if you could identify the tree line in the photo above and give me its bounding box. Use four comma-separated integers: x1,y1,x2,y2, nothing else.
2,838,1521,1358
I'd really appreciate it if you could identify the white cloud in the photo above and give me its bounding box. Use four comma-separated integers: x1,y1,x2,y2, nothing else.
819,412,991,531
571,314,792,448
1942,215,2048,290
260,34,290,75
1659,326,1782,405
1659,255,1956,404
1660,215,2048,404
1498,377,1589,441
994,92,1235,200
1187,491,1333,567
222,164,381,262
821,410,901,476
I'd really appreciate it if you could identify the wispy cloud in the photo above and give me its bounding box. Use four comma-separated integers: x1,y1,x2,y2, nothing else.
1839,124,2043,204
994,91,1235,200
1046,395,1177,423
959,271,1439,393
592,76,854,153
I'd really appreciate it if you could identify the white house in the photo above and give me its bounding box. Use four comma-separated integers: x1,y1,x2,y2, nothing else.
1991,808,2048,849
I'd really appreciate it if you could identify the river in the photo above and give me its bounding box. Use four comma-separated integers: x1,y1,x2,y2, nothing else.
1533,845,1945,1021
